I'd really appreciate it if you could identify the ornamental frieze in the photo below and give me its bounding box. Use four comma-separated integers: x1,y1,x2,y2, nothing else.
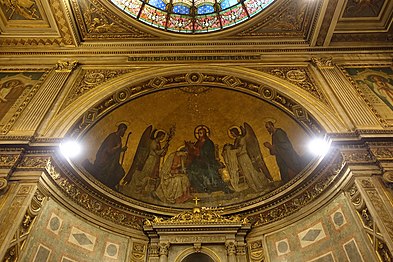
250,150,344,226
0,153,22,169
341,149,374,163
44,157,145,230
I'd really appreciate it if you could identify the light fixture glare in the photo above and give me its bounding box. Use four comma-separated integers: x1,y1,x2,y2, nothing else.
60,140,82,159
308,138,330,157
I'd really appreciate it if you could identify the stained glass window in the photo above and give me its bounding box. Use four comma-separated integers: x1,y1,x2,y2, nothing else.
111,0,276,33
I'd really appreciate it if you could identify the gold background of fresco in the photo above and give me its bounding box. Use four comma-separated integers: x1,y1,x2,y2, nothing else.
79,87,310,207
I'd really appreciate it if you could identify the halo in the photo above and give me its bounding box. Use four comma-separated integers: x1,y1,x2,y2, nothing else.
116,121,130,127
227,126,241,139
262,117,276,124
153,129,167,141
367,74,388,82
194,125,210,139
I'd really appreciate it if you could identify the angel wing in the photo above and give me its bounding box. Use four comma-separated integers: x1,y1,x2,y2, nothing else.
123,125,153,183
243,122,273,180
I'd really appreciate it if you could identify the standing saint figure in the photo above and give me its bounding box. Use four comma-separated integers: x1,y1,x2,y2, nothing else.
365,75,393,110
222,123,272,192
185,125,232,193
83,123,129,190
122,125,171,196
263,121,304,183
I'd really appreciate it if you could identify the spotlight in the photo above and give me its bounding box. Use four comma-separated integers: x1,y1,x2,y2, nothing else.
307,137,330,157
60,140,82,159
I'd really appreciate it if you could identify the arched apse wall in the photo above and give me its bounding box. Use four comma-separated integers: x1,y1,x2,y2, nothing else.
44,65,345,138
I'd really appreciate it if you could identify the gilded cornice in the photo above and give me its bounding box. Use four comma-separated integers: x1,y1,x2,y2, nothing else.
3,131,391,230
18,154,147,230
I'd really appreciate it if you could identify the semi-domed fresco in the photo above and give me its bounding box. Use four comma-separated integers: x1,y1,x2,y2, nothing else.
78,87,312,208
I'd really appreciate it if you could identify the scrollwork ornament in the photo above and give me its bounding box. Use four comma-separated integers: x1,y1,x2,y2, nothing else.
382,171,393,187
20,156,51,169
311,57,334,69
370,147,393,160
0,154,20,168
55,60,78,72
0,178,8,192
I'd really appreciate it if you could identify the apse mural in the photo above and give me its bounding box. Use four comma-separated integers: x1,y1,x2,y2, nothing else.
79,87,312,208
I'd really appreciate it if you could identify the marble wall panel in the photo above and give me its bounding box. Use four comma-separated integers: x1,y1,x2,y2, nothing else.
19,199,130,262
264,193,374,262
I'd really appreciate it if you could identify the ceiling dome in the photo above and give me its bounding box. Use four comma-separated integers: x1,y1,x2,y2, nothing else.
110,0,276,33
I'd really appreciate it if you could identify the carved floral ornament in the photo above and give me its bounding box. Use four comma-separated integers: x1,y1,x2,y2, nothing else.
144,206,249,225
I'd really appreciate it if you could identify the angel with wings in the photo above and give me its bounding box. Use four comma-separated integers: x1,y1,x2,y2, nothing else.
121,125,175,196
222,123,273,192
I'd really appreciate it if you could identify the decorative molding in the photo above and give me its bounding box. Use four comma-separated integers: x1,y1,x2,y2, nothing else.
251,150,344,226
41,157,145,230
128,55,261,62
55,60,78,72
341,149,374,163
249,66,330,106
315,0,339,46
61,68,135,110
311,57,334,69
145,206,248,225
0,0,75,46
